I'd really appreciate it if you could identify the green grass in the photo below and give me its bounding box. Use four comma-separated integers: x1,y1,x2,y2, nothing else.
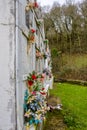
53,54,87,80
50,83,87,130
62,54,87,69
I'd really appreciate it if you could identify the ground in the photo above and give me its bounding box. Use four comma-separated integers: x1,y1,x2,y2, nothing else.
43,82,87,130
43,95,67,130
43,110,67,130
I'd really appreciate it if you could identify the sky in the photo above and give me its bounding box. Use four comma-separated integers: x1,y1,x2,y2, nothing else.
37,0,82,7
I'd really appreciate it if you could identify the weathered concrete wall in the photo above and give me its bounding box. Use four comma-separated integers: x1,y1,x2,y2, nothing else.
0,0,52,130
15,0,46,129
16,0,36,129
0,0,16,130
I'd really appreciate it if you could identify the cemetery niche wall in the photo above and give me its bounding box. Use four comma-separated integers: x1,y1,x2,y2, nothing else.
0,0,53,130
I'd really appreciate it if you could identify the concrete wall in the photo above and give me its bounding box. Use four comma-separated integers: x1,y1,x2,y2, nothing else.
0,0,53,130
16,1,36,129
16,0,46,130
0,0,16,130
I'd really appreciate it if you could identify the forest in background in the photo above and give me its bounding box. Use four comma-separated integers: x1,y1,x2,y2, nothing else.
42,0,87,81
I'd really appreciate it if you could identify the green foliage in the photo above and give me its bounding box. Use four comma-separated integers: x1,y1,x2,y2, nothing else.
43,0,87,80
51,48,58,57
43,0,87,54
50,83,87,130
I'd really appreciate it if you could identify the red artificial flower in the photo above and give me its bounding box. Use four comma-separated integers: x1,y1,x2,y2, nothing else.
33,2,38,8
28,80,33,86
40,92,46,95
31,29,36,33
32,75,37,80
42,88,45,91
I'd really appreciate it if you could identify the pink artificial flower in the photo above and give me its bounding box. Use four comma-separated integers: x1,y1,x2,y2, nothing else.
32,91,36,95
41,73,45,78
40,78,44,82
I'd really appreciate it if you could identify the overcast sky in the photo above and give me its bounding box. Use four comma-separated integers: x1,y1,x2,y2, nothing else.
37,0,82,7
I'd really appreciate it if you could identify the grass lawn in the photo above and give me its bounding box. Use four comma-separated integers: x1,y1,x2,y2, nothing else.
50,83,87,130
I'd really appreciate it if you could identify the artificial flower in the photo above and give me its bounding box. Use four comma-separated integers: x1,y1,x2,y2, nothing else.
28,80,33,86
33,2,38,8
25,123,30,130
40,91,46,95
42,88,45,91
32,75,37,80
24,71,51,127
31,91,36,95
41,73,45,78
24,111,31,117
40,78,44,82
31,29,36,33
30,35,35,40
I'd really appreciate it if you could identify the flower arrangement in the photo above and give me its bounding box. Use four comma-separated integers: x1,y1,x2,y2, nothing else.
25,2,39,11
24,71,49,129
31,29,36,33
43,69,52,79
27,71,38,92
27,71,46,92
24,89,49,129
39,73,46,83
36,50,43,59
28,29,36,43
33,2,39,8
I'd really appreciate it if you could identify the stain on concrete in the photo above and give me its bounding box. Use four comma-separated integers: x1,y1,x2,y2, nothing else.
9,0,15,16
7,98,13,111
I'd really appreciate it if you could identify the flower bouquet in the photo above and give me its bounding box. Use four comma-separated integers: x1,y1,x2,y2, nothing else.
27,71,46,92
36,50,43,59
33,2,39,8
24,71,50,128
27,71,38,92
25,2,39,11
24,89,49,129
28,29,36,43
